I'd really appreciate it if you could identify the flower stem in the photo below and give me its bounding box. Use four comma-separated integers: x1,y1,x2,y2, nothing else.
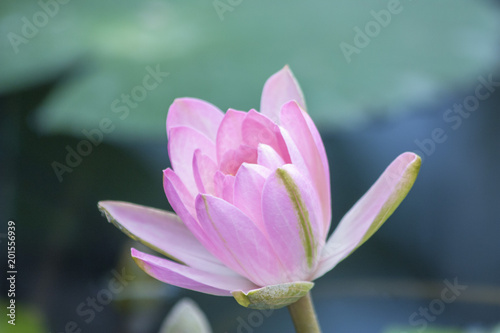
287,292,321,333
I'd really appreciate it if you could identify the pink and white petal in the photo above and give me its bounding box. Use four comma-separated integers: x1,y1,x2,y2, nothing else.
195,194,285,286
280,101,331,236
260,66,306,122
257,144,286,171
216,109,247,164
313,153,422,279
261,164,323,281
241,110,290,162
132,248,257,296
168,126,216,196
233,163,272,233
193,150,217,195
98,201,231,275
167,98,224,141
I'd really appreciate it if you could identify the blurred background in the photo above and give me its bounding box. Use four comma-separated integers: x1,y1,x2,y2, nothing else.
1,0,500,332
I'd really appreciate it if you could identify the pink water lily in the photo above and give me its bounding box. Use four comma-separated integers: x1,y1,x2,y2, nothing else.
99,66,421,309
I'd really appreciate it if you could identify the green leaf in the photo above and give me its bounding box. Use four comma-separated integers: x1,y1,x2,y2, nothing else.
0,301,46,333
232,281,314,309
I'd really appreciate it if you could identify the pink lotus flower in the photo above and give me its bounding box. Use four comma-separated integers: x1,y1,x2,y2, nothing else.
99,66,421,309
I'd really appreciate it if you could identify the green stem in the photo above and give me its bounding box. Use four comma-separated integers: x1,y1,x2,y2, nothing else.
287,292,322,333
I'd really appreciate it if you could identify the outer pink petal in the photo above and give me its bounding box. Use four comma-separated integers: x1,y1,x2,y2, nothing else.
164,169,254,280
302,110,330,208
280,101,331,236
233,163,272,234
98,201,229,275
195,194,285,286
192,149,217,195
313,153,422,279
168,126,216,196
132,248,257,296
261,164,323,281
167,98,224,141
215,109,246,164
260,65,306,122
163,168,219,259
278,127,310,188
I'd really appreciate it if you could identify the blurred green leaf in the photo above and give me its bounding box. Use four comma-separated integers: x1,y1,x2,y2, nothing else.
0,300,46,333
384,326,500,333
1,0,499,140
384,327,463,333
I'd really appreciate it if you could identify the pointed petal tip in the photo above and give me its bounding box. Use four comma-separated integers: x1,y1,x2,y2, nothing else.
383,152,422,188
131,247,148,271
131,247,141,256
97,200,119,224
260,66,306,120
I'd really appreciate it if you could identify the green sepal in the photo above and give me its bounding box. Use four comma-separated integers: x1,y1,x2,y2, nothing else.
232,281,314,309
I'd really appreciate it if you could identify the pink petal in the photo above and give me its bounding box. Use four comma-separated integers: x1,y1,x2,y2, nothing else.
164,169,248,277
213,171,235,204
313,153,422,279
233,163,272,234
192,150,217,195
216,109,247,164
257,144,286,170
280,101,331,236
132,248,257,296
219,145,258,176
163,169,217,258
260,65,306,122
278,127,310,185
167,98,224,141
168,126,216,196
98,201,230,275
261,164,323,281
241,110,290,162
302,110,330,203
195,194,285,286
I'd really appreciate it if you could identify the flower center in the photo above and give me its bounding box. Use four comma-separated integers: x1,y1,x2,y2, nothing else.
219,145,258,176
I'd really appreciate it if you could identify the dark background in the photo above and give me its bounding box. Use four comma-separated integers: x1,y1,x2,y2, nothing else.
1,0,500,332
